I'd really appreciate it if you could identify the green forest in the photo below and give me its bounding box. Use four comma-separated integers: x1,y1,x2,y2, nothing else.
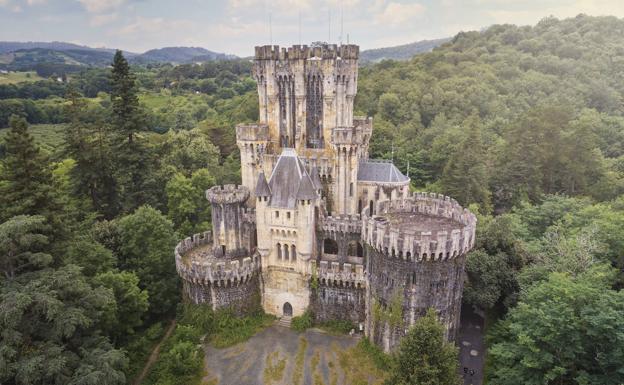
2,14,624,385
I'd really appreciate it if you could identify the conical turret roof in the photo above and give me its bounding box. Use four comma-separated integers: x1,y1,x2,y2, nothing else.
255,171,271,196
310,166,322,190
297,174,317,200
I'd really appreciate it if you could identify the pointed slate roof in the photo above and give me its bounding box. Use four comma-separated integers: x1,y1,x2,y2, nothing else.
310,166,322,190
267,148,318,208
357,160,410,183
297,175,317,200
255,171,271,196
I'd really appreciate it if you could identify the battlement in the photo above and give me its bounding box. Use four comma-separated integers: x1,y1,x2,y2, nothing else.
331,123,373,146
353,116,373,130
254,44,359,61
236,123,270,142
206,184,250,205
361,192,477,262
321,214,362,234
311,260,365,286
175,231,260,286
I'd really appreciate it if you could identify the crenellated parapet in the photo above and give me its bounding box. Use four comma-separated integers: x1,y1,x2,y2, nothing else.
236,123,270,142
206,184,250,205
321,214,362,234
254,44,359,61
311,260,365,287
175,231,260,287
331,125,372,146
361,192,477,262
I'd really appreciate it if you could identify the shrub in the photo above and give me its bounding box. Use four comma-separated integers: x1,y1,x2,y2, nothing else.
291,310,314,332
319,319,355,335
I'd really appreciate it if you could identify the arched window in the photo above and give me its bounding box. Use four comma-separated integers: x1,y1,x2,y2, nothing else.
369,200,374,216
277,243,282,260
291,245,296,261
347,241,364,258
358,199,363,215
324,238,339,255
284,244,290,260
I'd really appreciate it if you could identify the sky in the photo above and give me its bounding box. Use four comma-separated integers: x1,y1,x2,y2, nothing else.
1,0,624,56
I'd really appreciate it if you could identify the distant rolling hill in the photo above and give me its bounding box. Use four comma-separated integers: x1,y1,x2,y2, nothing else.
360,37,451,63
0,41,237,71
0,41,118,54
133,47,237,64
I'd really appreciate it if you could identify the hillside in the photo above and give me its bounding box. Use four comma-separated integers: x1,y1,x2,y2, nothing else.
360,37,451,62
132,47,237,64
0,41,237,70
357,15,624,208
0,41,117,54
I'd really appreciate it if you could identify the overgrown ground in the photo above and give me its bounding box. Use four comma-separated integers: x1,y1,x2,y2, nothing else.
204,326,388,385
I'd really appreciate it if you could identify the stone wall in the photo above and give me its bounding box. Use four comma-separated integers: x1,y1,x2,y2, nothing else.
310,283,365,324
182,274,261,316
366,246,466,351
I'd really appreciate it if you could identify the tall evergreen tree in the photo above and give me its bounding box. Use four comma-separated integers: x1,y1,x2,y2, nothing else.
440,114,491,212
65,86,119,218
110,51,150,214
0,116,58,222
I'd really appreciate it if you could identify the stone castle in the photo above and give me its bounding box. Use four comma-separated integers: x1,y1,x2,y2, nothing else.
174,43,477,351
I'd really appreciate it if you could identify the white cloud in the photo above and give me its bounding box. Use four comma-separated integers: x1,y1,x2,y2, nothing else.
374,1,425,25
90,12,118,26
77,0,125,13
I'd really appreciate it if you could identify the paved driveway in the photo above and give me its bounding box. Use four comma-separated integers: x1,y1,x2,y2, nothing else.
204,325,361,385
458,305,485,385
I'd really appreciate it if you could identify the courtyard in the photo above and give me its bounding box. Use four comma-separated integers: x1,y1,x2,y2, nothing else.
203,325,387,385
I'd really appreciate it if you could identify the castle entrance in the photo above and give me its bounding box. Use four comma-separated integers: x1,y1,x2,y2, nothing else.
283,302,293,317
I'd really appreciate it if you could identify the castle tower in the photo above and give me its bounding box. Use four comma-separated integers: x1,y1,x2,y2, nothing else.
256,148,320,317
252,44,359,151
206,184,251,257
331,118,372,215
236,124,269,202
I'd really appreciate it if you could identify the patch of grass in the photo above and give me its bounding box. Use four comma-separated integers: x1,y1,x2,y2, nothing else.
335,338,390,385
291,310,314,332
263,350,286,384
328,358,338,385
0,123,67,154
292,336,308,385
144,324,205,385
318,319,355,335
123,322,166,380
209,311,275,348
356,338,393,371
311,350,325,385
0,71,44,85
178,303,275,349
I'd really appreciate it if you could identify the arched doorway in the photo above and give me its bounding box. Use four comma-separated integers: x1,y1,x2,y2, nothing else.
283,302,293,317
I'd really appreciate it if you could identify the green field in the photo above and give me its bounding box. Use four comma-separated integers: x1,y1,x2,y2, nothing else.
0,123,66,153
0,71,45,85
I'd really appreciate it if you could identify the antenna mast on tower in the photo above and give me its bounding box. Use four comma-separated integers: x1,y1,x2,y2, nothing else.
328,8,331,42
298,11,302,45
269,11,273,45
340,2,344,45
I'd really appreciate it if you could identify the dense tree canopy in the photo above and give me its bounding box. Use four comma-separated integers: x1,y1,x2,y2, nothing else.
488,268,624,385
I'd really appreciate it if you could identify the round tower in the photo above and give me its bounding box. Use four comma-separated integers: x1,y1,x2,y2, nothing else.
206,184,251,258
362,192,477,352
